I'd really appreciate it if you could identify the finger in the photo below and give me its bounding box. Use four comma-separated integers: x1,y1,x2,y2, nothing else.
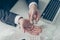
30,30,40,35
28,28,39,35
24,29,27,33
36,15,40,22
32,13,38,24
29,14,34,24
36,12,40,22
33,14,37,20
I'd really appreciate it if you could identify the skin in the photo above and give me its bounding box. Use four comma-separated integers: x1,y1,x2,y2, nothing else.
29,4,40,24
19,19,42,35
18,4,41,35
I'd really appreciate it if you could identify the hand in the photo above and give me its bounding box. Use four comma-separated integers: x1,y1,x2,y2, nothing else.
29,4,40,24
18,19,42,35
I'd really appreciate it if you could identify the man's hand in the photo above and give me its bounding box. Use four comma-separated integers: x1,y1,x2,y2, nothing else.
29,4,40,24
18,19,42,35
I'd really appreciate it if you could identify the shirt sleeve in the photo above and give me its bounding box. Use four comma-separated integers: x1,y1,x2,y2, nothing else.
25,0,38,6
15,15,22,24
0,9,20,27
29,2,37,8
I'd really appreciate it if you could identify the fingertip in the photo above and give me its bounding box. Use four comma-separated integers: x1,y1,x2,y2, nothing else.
36,17,40,22
29,18,34,24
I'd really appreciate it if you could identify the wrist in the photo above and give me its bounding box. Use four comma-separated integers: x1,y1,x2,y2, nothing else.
18,17,24,24
29,2,37,9
29,4,37,10
31,4,37,8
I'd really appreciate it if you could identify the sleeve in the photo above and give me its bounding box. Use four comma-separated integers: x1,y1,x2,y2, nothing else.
25,0,39,6
0,9,18,27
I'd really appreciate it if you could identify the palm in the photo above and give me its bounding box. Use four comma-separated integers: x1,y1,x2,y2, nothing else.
20,19,42,35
